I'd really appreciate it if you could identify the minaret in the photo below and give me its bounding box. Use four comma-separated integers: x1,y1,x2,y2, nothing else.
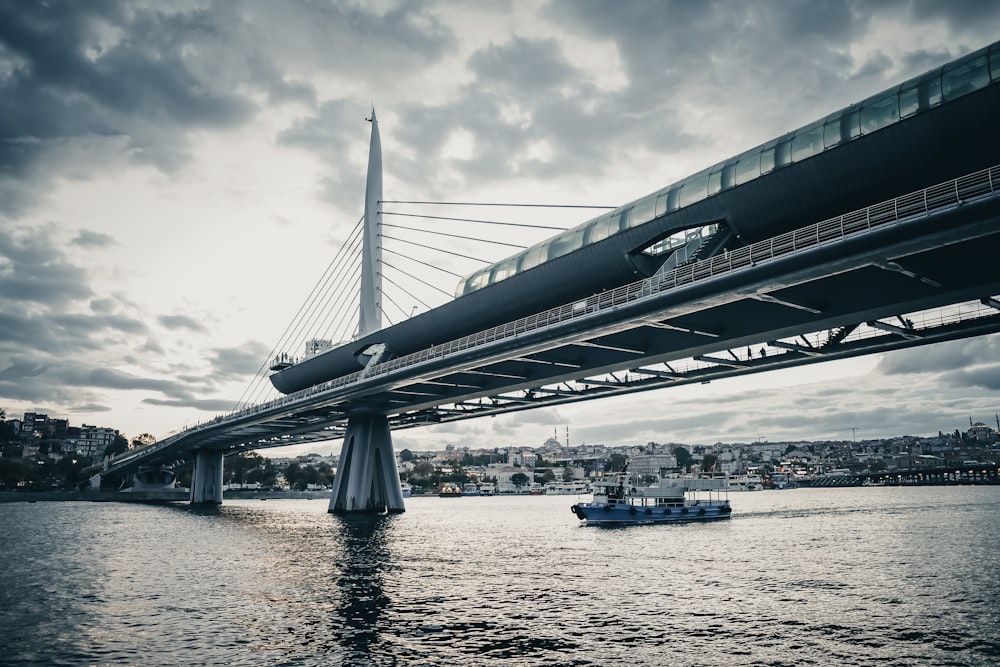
358,108,383,338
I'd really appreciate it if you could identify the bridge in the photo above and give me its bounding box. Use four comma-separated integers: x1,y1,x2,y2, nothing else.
92,40,1000,511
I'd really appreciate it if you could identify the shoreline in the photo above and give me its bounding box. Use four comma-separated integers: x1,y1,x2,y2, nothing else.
0,489,332,503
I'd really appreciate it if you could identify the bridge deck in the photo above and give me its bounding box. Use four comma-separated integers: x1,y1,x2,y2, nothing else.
97,166,1000,475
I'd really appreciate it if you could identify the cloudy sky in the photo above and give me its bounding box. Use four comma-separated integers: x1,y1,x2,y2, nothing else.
2,0,1000,454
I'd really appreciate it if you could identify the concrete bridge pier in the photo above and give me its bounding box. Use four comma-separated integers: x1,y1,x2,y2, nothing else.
329,414,405,514
190,449,224,504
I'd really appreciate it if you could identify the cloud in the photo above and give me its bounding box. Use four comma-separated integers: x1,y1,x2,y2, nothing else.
0,2,258,212
158,314,208,334
141,396,236,411
73,229,116,248
0,225,92,306
208,342,273,382
68,402,112,414
875,336,1000,376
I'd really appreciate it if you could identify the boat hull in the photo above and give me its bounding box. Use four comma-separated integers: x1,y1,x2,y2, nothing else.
571,501,732,525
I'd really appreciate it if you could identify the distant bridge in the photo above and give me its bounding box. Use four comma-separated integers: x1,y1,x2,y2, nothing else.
808,463,1000,487
90,41,1000,509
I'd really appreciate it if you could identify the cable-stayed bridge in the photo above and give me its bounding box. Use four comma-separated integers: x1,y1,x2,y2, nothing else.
92,41,1000,510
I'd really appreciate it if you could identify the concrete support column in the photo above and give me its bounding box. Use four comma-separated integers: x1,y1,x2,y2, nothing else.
329,414,405,514
190,449,224,505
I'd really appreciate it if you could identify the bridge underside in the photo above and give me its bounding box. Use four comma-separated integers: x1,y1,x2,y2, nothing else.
95,168,1000,502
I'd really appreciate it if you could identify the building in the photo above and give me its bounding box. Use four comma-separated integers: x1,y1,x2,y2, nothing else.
76,424,119,458
630,453,678,477
966,422,996,442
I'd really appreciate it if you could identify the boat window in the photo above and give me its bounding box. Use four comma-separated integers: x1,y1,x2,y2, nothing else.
654,191,669,217
918,73,942,109
942,53,989,100
734,152,759,185
760,146,775,174
992,44,1000,82
490,255,519,284
860,93,899,134
520,242,547,272
547,227,585,260
841,109,861,142
707,169,722,196
898,83,920,118
774,138,791,168
678,173,708,208
628,193,658,228
463,268,489,295
791,122,824,162
823,114,842,148
584,212,615,245
612,208,630,234
666,188,679,212
721,162,736,190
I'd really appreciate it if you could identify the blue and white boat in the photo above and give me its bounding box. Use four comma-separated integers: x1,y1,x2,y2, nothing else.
570,472,731,525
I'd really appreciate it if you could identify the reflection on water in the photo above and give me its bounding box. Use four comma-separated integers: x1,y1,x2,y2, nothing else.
1,487,999,666
333,515,395,661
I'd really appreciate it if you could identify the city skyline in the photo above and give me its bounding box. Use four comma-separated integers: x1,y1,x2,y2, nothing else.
2,2,1000,454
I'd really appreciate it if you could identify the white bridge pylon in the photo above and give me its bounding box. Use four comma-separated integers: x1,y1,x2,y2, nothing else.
328,108,405,514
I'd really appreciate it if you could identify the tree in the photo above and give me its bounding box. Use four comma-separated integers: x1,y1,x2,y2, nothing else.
131,433,156,448
511,472,529,488
608,453,628,472
411,461,436,478
701,453,719,472
674,446,693,470
0,408,17,443
399,448,414,462
294,465,320,490
284,462,301,487
227,452,264,485
104,433,129,458
562,466,575,482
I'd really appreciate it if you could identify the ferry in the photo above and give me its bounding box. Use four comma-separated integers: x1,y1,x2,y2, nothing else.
462,483,480,496
544,480,591,495
570,471,731,525
400,482,412,498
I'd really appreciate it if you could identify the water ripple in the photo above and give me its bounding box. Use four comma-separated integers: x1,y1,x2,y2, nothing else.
2,488,1000,665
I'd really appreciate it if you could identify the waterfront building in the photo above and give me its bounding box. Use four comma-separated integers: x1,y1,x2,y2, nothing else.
76,424,118,458
629,453,678,477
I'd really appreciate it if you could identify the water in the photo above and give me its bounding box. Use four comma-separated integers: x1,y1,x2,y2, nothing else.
2,486,999,666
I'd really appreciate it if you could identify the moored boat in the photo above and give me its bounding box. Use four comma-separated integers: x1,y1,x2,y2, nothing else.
727,474,764,492
570,471,731,525
544,480,591,495
438,482,462,497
